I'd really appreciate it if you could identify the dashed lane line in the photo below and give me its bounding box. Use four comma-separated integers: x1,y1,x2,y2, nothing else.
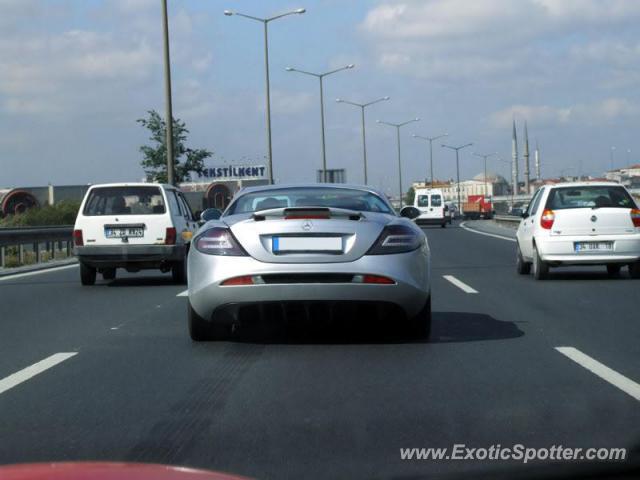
556,346,640,402
443,275,479,294
0,353,78,396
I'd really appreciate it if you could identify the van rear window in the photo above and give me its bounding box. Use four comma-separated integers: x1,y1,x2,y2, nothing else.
545,186,636,210
431,195,442,207
417,195,429,207
83,186,166,216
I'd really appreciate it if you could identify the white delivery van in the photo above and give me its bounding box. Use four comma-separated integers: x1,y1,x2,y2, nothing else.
413,188,447,227
73,183,199,285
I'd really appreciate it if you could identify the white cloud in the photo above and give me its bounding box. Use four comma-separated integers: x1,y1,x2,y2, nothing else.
268,91,314,115
490,98,639,128
359,0,640,81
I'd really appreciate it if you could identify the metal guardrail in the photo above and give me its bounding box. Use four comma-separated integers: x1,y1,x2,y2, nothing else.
0,225,74,268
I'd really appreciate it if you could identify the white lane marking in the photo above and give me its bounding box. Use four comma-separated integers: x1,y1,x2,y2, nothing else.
0,263,78,282
443,275,478,294
459,221,517,243
176,289,189,297
556,347,640,402
0,352,77,395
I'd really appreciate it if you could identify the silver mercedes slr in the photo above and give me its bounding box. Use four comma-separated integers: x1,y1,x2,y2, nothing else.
187,184,431,341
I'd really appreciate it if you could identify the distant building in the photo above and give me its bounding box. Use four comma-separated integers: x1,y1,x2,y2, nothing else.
605,164,640,188
412,172,510,202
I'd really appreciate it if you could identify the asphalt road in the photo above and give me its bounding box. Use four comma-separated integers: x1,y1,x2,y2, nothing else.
1,221,639,479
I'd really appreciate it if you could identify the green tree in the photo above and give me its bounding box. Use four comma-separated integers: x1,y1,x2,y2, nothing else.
405,186,415,206
137,110,212,183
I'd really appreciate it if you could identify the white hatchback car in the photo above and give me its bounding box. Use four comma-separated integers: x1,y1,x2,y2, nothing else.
73,183,199,285
516,182,640,279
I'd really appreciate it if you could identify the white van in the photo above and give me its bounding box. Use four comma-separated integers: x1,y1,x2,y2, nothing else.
413,188,447,227
73,183,199,285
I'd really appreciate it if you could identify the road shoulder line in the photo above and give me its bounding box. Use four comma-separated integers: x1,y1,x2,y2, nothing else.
459,221,517,243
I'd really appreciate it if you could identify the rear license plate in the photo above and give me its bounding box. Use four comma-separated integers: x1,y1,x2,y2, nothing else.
273,236,342,253
574,241,613,252
105,227,144,238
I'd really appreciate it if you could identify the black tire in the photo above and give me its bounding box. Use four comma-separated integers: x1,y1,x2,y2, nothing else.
102,268,116,281
188,302,209,341
629,262,640,279
172,258,187,284
606,264,621,278
408,296,432,340
441,222,446,228
80,262,96,286
516,243,531,275
532,245,549,280
188,302,230,341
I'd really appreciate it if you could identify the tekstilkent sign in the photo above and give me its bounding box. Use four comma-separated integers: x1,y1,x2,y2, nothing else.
198,165,268,181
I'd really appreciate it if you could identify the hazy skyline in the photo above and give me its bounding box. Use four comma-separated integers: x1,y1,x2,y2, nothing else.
2,0,640,195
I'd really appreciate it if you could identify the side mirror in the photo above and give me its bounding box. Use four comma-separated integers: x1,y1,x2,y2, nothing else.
200,208,222,222
521,211,529,219
400,206,421,220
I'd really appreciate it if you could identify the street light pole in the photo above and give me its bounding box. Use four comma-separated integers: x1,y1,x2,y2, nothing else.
473,152,497,198
610,146,616,172
442,143,473,213
377,117,420,208
412,133,448,188
286,64,355,182
161,0,174,185
336,96,390,184
224,8,306,185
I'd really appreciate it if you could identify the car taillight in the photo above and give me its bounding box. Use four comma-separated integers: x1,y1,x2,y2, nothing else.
540,209,555,230
366,224,422,255
352,274,395,284
165,227,177,245
631,209,640,227
221,275,255,286
73,229,83,246
194,227,247,256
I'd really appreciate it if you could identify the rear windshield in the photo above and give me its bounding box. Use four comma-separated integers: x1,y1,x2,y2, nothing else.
431,195,442,207
83,186,166,216
417,195,429,207
227,187,393,215
545,186,636,211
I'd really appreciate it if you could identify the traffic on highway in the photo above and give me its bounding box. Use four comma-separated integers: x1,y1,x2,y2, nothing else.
2,1,640,480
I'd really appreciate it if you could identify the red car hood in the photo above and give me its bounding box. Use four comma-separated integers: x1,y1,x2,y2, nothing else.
0,462,250,480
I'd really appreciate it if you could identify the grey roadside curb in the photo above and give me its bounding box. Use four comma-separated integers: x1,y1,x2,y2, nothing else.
0,258,78,278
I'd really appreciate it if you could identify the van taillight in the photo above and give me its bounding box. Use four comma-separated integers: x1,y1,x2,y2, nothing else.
631,209,640,227
73,229,84,246
540,209,555,230
165,227,177,245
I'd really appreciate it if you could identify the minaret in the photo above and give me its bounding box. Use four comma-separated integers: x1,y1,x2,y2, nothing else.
523,121,530,194
535,140,541,180
511,119,519,195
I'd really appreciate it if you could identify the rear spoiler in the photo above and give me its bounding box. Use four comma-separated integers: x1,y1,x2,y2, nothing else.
252,207,363,221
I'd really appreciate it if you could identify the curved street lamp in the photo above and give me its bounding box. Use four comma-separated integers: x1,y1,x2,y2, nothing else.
336,96,390,184
286,64,355,182
224,7,306,184
442,143,473,213
413,133,448,188
377,117,420,208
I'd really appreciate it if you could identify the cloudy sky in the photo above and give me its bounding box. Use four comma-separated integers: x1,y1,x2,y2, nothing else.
2,0,640,195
